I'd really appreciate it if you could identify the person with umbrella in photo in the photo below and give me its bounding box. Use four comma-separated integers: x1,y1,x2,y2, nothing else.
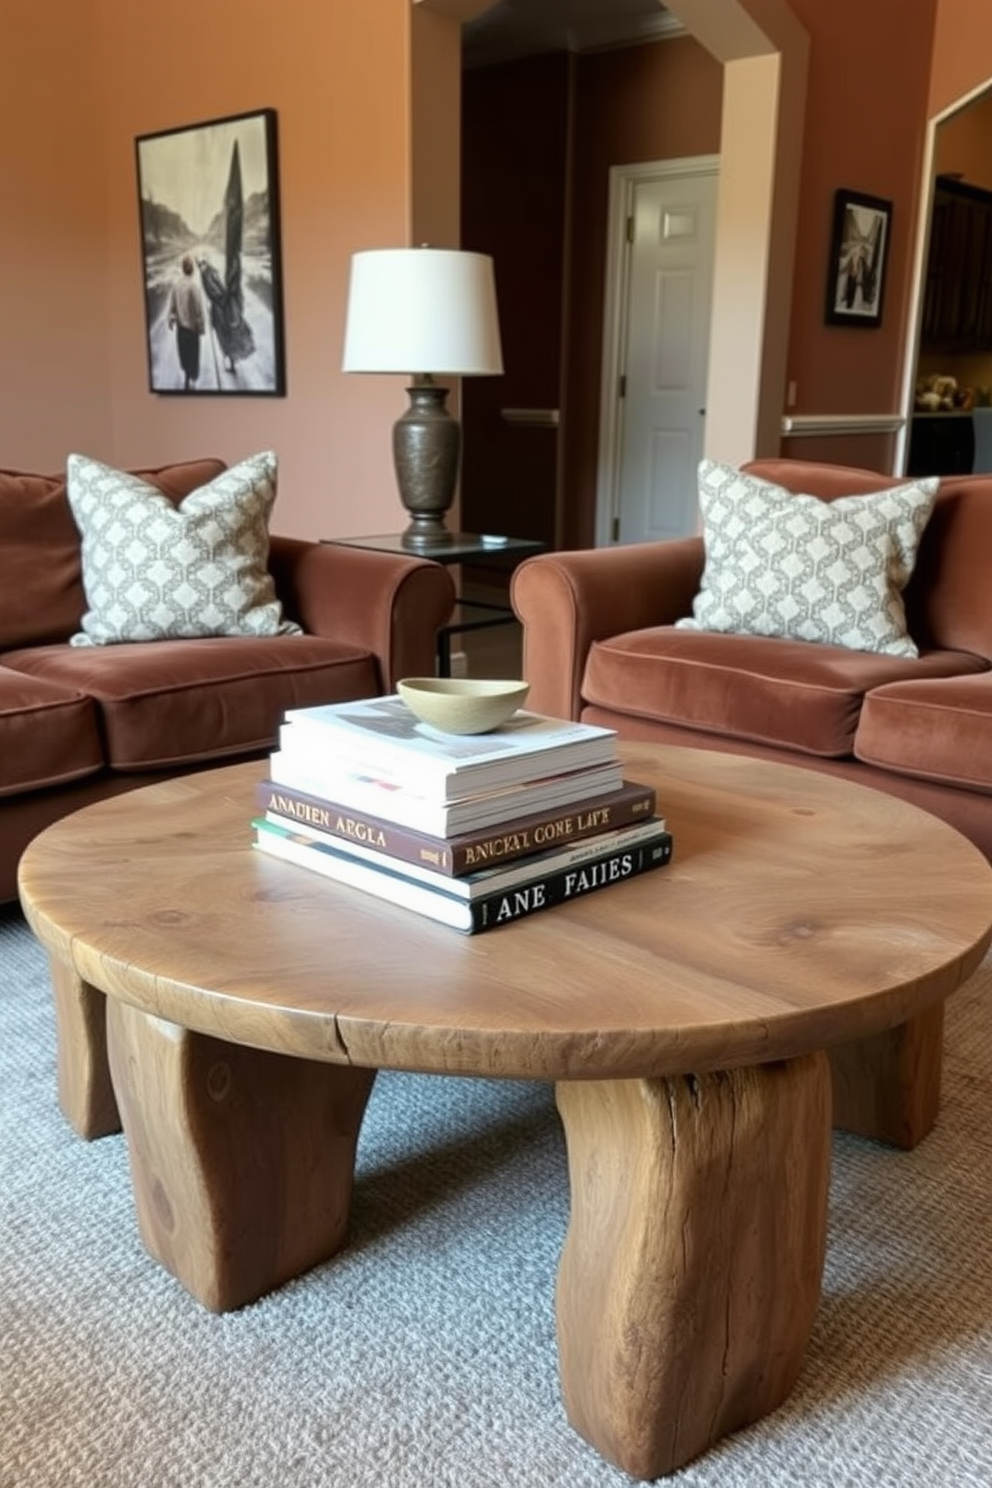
198,140,255,378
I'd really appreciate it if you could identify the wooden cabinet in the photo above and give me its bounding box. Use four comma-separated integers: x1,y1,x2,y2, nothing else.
921,176,992,352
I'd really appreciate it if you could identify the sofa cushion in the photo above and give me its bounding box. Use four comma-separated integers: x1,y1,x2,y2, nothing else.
855,674,992,793
582,626,988,757
0,471,83,651
902,475,992,660
66,451,301,645
0,667,103,796
0,458,229,651
677,460,939,658
1,637,381,771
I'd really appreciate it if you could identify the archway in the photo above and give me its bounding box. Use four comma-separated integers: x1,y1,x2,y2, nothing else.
418,0,810,474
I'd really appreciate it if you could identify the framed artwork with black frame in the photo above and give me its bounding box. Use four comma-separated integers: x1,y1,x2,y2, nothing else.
824,188,893,328
135,108,286,395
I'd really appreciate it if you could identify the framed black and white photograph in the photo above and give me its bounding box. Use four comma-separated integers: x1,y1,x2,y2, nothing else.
135,108,286,395
824,188,892,328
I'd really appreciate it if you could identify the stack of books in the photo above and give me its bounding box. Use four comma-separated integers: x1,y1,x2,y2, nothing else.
251,693,673,933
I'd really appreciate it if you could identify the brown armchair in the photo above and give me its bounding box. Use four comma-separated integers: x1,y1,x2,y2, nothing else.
511,458,992,858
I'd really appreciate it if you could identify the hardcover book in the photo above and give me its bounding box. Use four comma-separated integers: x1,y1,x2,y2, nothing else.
253,777,658,876
268,750,626,837
280,695,619,801
259,809,668,899
252,817,674,934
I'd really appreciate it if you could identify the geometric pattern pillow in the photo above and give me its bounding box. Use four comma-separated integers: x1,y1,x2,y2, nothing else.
66,450,302,646
675,459,940,658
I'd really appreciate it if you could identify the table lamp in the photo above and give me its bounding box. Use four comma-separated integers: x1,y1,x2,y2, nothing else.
342,247,504,548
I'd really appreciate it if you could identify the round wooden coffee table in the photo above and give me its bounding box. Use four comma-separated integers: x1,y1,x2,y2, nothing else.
18,743,992,1480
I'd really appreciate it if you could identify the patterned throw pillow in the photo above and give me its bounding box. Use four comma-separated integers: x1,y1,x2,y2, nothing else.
676,460,940,658
66,451,302,646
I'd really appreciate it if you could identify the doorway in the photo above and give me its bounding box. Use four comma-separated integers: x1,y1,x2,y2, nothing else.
905,86,992,478
459,36,725,555
596,157,718,546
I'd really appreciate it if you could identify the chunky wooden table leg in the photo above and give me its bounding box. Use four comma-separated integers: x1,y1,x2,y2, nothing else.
829,1004,944,1149
49,955,121,1139
554,1052,832,1480
106,999,376,1312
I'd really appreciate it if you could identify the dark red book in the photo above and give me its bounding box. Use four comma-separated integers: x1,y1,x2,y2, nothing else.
253,777,658,878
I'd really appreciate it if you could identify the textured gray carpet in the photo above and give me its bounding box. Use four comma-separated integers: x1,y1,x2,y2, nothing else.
2,899,992,1487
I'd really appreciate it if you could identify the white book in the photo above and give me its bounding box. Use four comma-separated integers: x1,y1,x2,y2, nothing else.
252,819,674,935
254,823,473,929
268,749,626,837
261,808,668,900
280,695,618,801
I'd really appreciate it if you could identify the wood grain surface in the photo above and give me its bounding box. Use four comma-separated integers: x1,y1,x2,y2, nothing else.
18,742,992,1478
19,744,992,1083
107,997,376,1313
555,1052,832,1476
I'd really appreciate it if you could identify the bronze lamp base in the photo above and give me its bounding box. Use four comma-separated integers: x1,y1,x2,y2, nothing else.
393,379,461,548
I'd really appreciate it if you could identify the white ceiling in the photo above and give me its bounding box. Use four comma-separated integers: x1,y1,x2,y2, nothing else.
463,0,679,69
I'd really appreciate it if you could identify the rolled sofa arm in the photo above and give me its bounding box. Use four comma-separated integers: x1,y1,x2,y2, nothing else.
268,537,456,690
511,538,704,720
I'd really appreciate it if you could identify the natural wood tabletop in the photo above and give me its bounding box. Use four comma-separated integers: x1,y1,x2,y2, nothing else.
18,741,992,1480
19,742,992,1083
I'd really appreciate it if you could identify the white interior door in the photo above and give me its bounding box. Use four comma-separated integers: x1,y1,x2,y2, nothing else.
597,160,718,546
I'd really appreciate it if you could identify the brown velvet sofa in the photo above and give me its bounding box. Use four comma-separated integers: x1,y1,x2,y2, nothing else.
0,457,455,903
512,458,992,860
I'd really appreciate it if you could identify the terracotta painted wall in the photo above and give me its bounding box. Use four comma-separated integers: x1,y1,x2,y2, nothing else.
6,0,992,552
96,0,421,541
780,0,992,470
935,90,992,190
0,0,113,465
930,0,992,117
779,0,935,468
0,0,433,542
411,3,463,250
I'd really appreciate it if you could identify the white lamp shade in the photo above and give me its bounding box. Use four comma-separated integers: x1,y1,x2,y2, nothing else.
342,248,504,376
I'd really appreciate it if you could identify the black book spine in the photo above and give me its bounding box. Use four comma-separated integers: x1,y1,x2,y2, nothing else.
468,832,673,933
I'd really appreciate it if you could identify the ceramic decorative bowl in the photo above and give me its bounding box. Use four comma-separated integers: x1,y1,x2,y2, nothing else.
397,677,530,734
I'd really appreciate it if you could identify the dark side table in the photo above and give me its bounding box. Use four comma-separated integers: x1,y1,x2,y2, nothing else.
323,532,545,676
